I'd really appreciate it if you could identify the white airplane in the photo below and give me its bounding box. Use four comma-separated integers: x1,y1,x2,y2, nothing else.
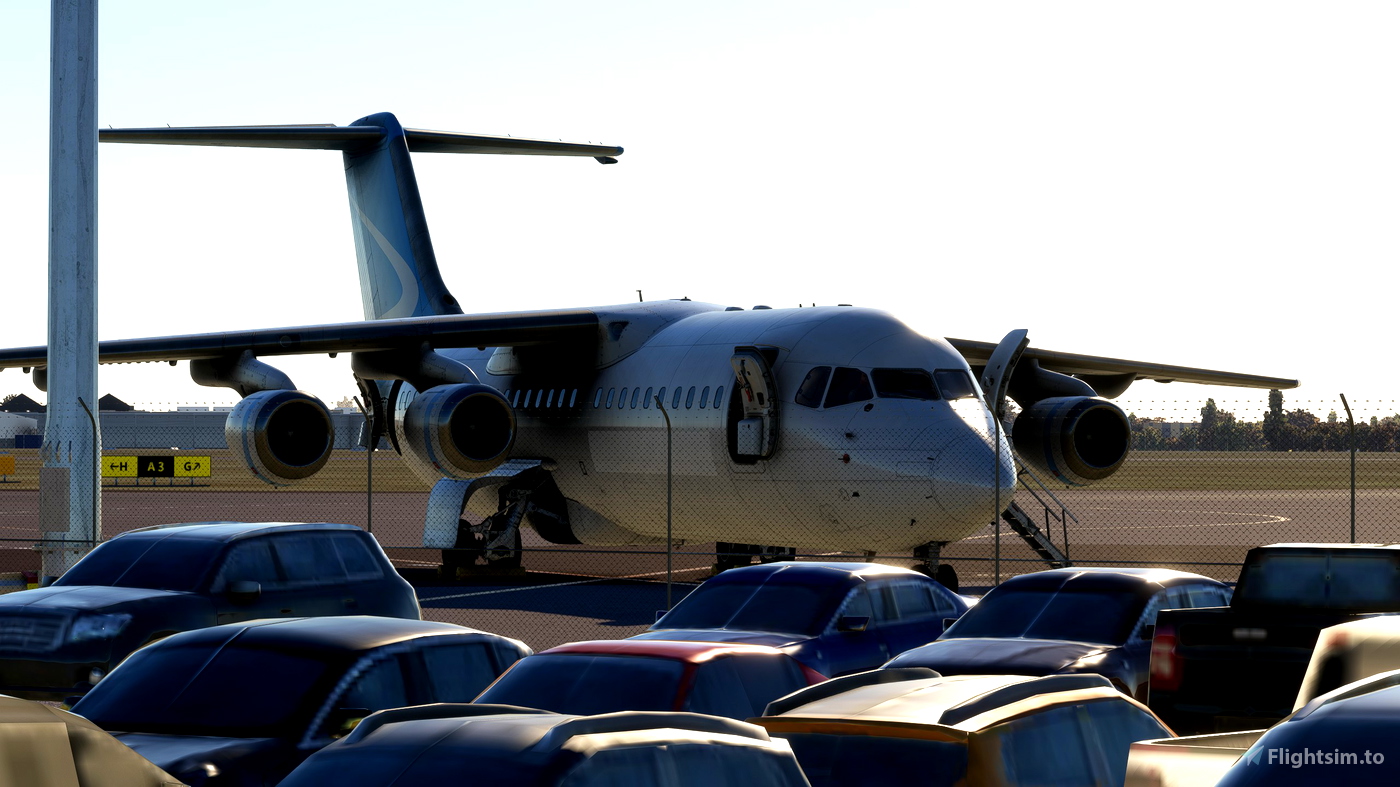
0,113,1297,580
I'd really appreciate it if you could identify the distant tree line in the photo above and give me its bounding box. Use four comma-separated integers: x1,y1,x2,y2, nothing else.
1129,390,1400,452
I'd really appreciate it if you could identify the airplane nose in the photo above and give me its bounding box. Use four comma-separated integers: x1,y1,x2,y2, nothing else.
927,429,1018,526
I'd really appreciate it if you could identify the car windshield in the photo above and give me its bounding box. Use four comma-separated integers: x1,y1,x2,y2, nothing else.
75,641,331,737
654,579,847,637
475,654,684,715
54,536,223,592
1236,552,1400,611
942,587,1148,646
778,733,967,787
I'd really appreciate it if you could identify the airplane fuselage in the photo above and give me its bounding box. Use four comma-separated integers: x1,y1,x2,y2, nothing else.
432,301,1017,553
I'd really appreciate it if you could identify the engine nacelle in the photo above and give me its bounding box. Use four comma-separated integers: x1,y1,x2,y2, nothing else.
1012,396,1131,486
225,390,335,486
399,383,516,480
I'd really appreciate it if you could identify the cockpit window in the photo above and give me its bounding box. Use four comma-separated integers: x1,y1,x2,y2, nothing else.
934,369,978,400
823,367,873,408
795,367,831,408
873,369,939,401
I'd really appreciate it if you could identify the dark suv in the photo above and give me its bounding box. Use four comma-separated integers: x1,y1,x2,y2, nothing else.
0,521,419,700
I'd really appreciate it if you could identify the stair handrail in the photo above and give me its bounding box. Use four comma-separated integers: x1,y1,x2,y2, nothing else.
1013,458,1080,527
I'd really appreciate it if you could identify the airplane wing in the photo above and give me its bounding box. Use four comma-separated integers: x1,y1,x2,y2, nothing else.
0,309,599,370
945,337,1299,390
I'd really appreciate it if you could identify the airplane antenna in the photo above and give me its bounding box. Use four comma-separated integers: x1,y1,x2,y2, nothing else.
637,290,643,302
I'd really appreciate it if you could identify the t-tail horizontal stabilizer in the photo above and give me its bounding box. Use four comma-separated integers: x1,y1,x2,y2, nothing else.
100,113,622,320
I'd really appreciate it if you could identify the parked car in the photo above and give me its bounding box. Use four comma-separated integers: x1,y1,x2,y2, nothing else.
1150,543,1400,733
279,705,812,787
1127,619,1400,787
885,567,1230,700
751,667,1173,786
0,521,419,700
474,639,825,719
70,615,531,786
632,562,969,676
1177,670,1400,786
0,693,184,787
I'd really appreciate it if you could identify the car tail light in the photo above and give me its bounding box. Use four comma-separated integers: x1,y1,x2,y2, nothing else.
1150,625,1183,692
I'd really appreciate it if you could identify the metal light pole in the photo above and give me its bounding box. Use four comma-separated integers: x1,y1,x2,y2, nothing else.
1340,393,1355,543
655,395,673,609
41,0,101,579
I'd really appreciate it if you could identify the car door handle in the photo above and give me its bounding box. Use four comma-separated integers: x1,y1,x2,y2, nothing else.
343,597,359,609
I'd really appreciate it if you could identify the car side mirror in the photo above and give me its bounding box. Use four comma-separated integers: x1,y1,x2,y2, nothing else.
1139,624,1155,641
836,616,870,633
227,580,262,605
942,617,959,631
326,707,371,738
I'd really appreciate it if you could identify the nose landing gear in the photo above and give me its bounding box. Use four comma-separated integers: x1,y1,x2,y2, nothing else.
713,543,795,573
915,541,958,593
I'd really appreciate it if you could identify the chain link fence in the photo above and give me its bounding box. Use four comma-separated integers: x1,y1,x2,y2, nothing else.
0,397,1395,649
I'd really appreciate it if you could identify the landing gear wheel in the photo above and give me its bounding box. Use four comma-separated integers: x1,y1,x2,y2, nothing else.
758,546,796,563
934,564,959,593
714,542,754,573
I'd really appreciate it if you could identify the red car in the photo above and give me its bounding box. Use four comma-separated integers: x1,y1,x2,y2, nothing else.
475,639,827,720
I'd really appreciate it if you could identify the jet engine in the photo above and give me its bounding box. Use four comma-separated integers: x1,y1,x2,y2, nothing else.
1012,396,1131,486
396,383,516,480
225,390,335,485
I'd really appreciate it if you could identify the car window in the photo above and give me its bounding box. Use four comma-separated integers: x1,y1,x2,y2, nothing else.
210,538,280,593
332,534,384,581
831,586,875,630
823,367,873,408
686,657,752,719
1131,591,1171,639
1186,584,1230,608
322,653,411,736
868,582,899,625
475,654,685,716
777,733,968,787
1237,552,1400,610
75,642,331,737
561,740,808,787
892,582,937,621
943,588,1150,646
274,534,348,588
420,642,503,703
54,536,223,592
990,703,1100,785
729,654,808,716
1078,699,1173,785
658,580,848,638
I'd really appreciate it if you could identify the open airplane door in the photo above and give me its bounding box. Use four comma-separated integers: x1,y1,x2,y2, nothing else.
730,346,779,460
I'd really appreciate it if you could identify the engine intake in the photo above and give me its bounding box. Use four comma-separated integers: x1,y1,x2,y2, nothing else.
226,390,335,485
1012,396,1130,486
401,384,516,479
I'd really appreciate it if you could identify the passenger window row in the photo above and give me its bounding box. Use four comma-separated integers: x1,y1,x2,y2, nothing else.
503,388,581,411
590,385,726,412
794,366,979,409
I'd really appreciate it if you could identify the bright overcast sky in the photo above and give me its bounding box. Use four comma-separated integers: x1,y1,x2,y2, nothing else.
0,2,1395,421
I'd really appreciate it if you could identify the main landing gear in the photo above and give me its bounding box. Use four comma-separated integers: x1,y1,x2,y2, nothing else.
914,541,958,593
714,543,796,573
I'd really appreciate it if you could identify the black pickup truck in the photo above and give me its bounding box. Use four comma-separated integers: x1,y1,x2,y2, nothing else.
1148,543,1400,734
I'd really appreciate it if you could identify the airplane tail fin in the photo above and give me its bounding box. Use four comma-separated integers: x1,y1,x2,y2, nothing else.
101,114,622,320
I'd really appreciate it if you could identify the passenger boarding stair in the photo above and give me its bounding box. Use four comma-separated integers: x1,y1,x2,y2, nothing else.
1002,461,1075,569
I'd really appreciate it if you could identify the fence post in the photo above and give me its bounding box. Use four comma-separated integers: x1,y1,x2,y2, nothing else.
1340,393,1355,543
